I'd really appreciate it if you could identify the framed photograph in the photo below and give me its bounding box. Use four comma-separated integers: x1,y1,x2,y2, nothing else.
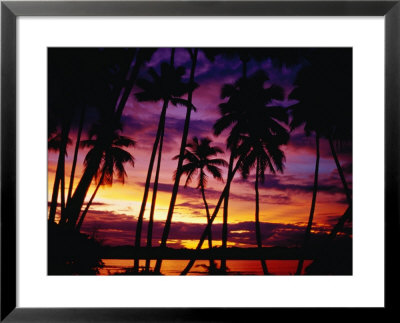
1,0,398,321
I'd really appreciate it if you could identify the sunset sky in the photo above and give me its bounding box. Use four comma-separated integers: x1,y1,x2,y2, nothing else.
48,48,352,249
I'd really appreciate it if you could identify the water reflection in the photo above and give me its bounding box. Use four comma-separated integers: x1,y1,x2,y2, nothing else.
99,259,313,275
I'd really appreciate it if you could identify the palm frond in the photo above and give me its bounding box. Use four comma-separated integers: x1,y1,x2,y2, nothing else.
170,98,197,111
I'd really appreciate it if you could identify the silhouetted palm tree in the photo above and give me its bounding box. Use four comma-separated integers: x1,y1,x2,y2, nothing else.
238,127,288,275
178,136,227,271
62,49,155,229
75,131,135,231
154,48,199,274
48,49,78,224
133,49,191,272
213,70,286,272
289,76,324,275
67,105,86,204
49,48,134,225
48,129,72,223
180,71,288,275
203,49,262,270
288,48,352,274
180,153,245,275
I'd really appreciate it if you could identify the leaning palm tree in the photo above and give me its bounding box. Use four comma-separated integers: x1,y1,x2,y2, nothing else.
48,129,72,223
62,49,155,229
133,49,191,272
75,131,135,231
49,48,129,225
177,136,227,272
67,105,86,204
288,48,352,274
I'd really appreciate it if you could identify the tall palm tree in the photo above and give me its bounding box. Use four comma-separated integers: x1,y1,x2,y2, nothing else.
48,48,80,224
67,105,86,204
180,71,288,275
62,49,155,229
288,48,352,274
178,137,227,271
289,77,324,275
208,48,296,272
238,131,287,275
203,49,255,272
48,129,72,223
75,131,135,231
154,48,199,274
180,153,245,275
49,49,114,224
213,70,286,272
133,49,191,272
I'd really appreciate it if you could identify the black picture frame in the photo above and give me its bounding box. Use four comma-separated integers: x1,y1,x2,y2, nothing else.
1,1,399,321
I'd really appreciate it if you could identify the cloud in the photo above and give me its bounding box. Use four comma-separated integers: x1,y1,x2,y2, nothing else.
80,208,351,248
233,173,348,196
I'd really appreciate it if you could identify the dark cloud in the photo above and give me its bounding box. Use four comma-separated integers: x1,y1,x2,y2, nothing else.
80,208,351,248
287,131,352,161
233,173,349,196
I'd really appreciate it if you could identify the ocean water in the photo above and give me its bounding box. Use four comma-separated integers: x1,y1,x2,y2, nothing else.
99,259,313,275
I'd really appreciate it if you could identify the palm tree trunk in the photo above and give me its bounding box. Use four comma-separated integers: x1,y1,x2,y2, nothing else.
135,49,175,273
134,100,168,272
326,136,352,244
327,136,352,237
255,157,269,275
60,158,66,218
63,52,144,228
241,56,249,79
180,156,244,275
62,143,103,227
200,179,215,271
113,49,148,125
49,118,71,224
305,138,352,274
221,151,235,272
328,137,352,205
296,133,320,275
144,114,166,272
155,48,198,274
327,205,352,240
76,168,106,231
220,56,247,272
306,205,352,274
67,105,86,203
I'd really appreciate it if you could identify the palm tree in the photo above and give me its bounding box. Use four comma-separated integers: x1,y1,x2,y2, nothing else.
288,48,352,274
133,49,191,272
289,78,324,275
238,131,287,275
207,48,296,272
178,137,227,272
75,131,135,231
203,49,261,272
180,71,288,275
49,48,123,224
62,49,155,229
48,49,79,224
67,105,86,204
213,70,287,272
48,129,72,223
180,154,245,275
154,48,199,274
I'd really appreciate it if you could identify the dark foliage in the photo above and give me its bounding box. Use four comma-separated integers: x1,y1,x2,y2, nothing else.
48,224,104,275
